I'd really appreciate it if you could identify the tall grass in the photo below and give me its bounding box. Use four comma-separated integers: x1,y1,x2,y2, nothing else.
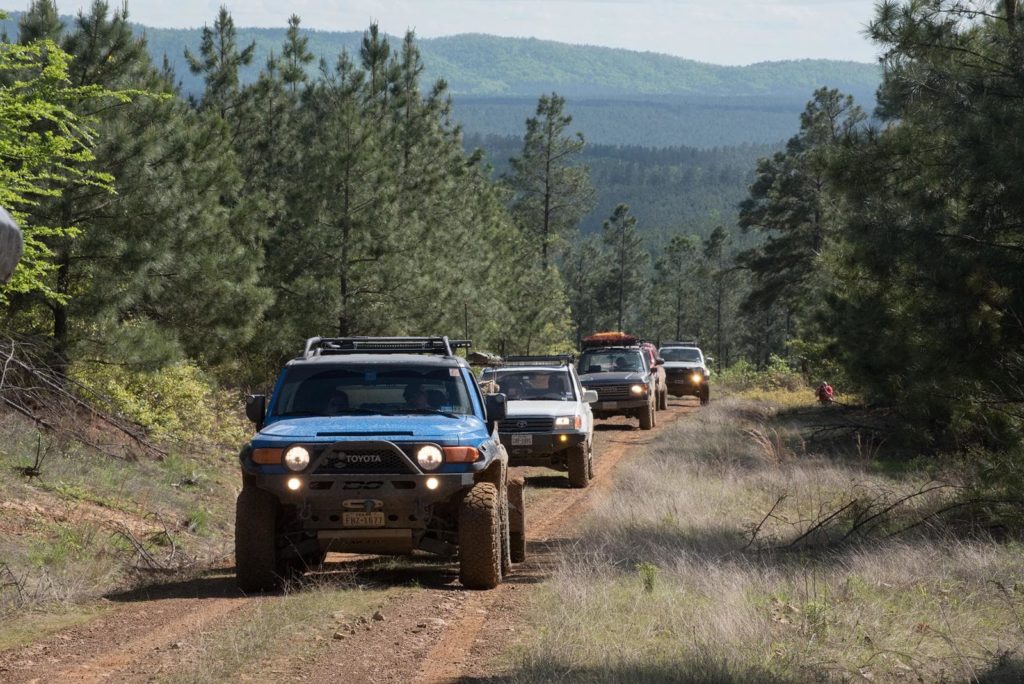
506,398,1024,682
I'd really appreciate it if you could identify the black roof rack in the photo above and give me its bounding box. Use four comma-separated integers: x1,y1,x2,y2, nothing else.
502,355,574,367
662,340,699,347
301,336,471,359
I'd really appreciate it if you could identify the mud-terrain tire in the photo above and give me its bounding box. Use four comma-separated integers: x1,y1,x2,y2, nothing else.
587,444,595,480
659,388,668,411
458,482,502,589
508,476,526,563
700,386,710,406
235,487,283,592
639,401,654,430
500,487,512,576
567,444,590,489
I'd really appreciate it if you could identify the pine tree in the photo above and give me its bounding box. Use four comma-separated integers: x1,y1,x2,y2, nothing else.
597,203,648,332
184,6,255,125
507,93,594,269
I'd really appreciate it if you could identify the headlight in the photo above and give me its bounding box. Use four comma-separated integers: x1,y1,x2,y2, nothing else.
284,446,310,471
630,384,646,396
417,445,443,471
554,415,583,429
691,373,703,384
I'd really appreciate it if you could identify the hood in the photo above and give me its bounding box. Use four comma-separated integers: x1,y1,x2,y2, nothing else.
664,362,704,371
506,400,577,417
579,371,647,385
258,414,486,444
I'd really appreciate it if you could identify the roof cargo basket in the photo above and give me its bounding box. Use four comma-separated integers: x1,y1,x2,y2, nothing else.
502,355,574,366
581,331,640,348
301,336,471,359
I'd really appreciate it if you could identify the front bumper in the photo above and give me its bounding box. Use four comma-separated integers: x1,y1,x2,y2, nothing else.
591,397,649,417
498,431,587,464
667,378,707,397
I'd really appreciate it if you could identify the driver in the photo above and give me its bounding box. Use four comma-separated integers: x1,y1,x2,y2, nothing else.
403,382,430,409
326,390,350,414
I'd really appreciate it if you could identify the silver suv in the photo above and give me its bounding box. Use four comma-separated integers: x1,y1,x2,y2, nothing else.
659,342,711,405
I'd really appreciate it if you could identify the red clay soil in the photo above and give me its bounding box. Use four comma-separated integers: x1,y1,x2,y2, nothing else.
0,400,697,683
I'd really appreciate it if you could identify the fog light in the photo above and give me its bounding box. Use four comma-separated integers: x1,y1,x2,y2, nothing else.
691,373,702,384
287,477,302,491
559,434,569,443
426,477,439,490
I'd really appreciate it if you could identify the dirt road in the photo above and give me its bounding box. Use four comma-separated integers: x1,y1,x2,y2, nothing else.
0,400,696,683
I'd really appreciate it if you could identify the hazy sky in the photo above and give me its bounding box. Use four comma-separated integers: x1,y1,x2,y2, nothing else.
34,0,882,65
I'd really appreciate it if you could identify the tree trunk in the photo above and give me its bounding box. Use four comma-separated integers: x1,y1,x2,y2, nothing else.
0,208,22,285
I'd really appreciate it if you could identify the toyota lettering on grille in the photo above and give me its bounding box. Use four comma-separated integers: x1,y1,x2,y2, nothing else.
328,453,384,467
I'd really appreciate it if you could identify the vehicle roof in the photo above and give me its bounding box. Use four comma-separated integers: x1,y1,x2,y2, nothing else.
580,346,643,353
485,365,571,372
660,344,702,350
285,354,468,368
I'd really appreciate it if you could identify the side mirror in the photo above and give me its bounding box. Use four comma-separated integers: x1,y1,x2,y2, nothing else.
655,357,665,366
485,392,507,425
582,390,598,404
705,356,714,365
245,394,266,429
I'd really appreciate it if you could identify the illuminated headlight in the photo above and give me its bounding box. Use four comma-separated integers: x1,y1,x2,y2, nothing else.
284,446,310,471
554,415,582,429
691,373,703,384
417,445,443,471
630,384,646,396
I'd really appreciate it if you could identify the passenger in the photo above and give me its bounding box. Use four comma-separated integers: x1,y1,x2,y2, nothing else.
614,357,631,371
547,374,569,397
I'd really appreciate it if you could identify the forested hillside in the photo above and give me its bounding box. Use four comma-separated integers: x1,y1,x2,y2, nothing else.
0,10,879,147
467,133,770,240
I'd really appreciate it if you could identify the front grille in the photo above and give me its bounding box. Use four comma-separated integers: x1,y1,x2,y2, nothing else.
667,369,698,380
500,417,553,433
313,447,415,475
595,385,632,401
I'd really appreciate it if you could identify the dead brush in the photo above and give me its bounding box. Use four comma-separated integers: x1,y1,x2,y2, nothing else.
745,423,795,465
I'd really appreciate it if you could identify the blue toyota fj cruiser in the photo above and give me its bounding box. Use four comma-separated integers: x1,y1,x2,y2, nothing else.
236,336,524,591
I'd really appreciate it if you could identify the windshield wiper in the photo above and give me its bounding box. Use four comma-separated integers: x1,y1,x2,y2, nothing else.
275,408,395,417
391,408,461,419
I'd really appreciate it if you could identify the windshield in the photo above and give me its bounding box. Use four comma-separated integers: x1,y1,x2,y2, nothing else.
660,348,703,363
270,364,474,417
480,369,575,401
577,350,645,374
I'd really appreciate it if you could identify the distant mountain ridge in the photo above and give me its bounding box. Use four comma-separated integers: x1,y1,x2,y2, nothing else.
0,11,882,147
0,11,880,98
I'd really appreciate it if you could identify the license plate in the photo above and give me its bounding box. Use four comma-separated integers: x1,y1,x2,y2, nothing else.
603,401,618,409
342,511,385,527
511,433,533,446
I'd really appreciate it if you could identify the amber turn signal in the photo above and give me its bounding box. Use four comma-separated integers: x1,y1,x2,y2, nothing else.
251,447,283,464
442,446,480,463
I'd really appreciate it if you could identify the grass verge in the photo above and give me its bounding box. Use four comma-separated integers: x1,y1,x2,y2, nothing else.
505,395,1024,682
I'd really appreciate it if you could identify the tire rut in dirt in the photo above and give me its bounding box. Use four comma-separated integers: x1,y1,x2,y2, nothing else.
508,476,527,563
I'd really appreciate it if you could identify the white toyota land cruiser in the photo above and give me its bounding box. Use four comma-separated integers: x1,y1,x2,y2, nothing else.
480,356,598,488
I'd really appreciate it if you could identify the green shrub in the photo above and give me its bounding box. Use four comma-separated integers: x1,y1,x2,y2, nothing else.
718,355,804,392
70,361,248,447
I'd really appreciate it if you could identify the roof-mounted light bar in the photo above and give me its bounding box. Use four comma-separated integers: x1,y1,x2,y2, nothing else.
302,336,471,359
502,355,575,367
662,340,699,347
